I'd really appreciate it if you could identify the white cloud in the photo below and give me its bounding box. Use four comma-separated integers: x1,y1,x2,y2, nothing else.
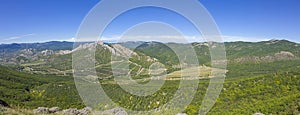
100,35,202,43
67,35,276,43
221,35,272,42
65,37,75,42
4,33,36,41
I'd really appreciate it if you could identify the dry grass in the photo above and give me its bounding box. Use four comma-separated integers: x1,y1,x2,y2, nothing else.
166,66,227,80
1,107,35,115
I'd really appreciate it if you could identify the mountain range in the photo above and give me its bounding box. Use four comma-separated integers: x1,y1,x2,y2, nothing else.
0,39,300,114
0,39,299,76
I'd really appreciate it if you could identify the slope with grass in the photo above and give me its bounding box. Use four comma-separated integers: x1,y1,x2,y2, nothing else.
0,65,84,110
0,40,300,114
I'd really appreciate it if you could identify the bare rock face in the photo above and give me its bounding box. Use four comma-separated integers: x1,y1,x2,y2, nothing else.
33,107,91,115
82,107,93,112
176,113,188,115
63,107,92,115
57,50,72,55
49,107,61,113
274,51,296,60
33,107,49,114
19,48,36,56
78,109,89,115
104,107,128,115
41,49,55,56
63,108,80,115
78,107,93,115
111,44,136,57
73,43,97,52
234,51,298,63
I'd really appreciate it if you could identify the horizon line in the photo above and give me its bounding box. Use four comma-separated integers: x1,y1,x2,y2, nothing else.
0,39,299,45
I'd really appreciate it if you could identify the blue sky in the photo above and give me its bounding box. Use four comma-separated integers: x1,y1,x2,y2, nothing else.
0,0,299,43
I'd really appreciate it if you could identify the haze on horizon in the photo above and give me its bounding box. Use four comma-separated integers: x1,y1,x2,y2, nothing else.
0,0,299,44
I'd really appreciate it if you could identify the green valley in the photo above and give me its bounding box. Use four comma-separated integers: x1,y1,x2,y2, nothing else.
0,40,299,114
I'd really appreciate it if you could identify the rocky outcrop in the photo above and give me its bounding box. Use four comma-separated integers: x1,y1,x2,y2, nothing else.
63,107,92,115
103,107,128,115
41,49,55,56
0,48,71,64
234,51,298,63
274,51,296,60
33,107,49,114
63,108,81,115
34,107,92,115
57,50,72,55
49,107,61,113
73,42,137,58
111,44,137,57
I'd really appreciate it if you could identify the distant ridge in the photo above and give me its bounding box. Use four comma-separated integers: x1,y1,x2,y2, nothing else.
1,39,299,45
0,39,299,65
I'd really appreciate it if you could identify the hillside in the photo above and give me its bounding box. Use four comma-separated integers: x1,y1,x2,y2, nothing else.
0,41,89,65
0,40,299,114
1,61,300,114
1,39,299,79
0,65,84,110
11,40,298,76
134,40,300,65
225,40,300,63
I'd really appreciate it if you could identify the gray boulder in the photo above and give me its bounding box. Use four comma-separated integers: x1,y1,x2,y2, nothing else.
78,109,89,115
253,113,265,115
33,107,49,114
115,110,127,115
176,113,188,115
78,107,92,115
82,107,92,112
63,108,80,115
63,107,91,115
49,107,61,113
104,107,127,115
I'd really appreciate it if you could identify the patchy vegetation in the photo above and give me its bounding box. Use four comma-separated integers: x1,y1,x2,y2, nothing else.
0,40,299,114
